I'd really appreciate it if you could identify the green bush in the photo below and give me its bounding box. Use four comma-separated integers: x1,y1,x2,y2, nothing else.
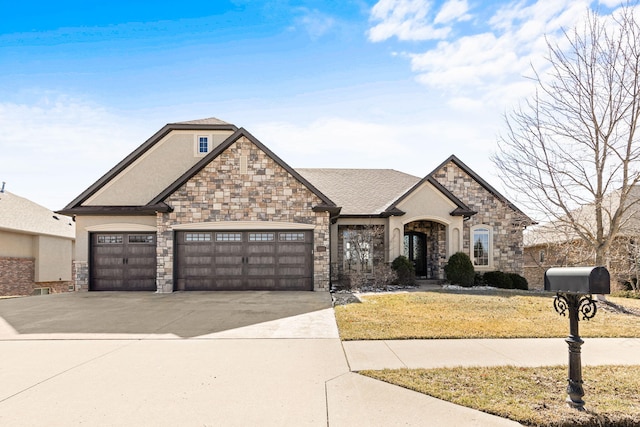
391,255,416,286
474,273,485,286
483,271,513,289
444,252,475,287
508,273,528,290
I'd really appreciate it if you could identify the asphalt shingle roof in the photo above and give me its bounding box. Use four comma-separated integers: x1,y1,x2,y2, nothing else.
296,169,421,215
0,191,75,239
172,117,231,125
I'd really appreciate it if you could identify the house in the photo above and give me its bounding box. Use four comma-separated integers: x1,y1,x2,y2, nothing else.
59,118,532,292
0,189,75,295
524,186,640,290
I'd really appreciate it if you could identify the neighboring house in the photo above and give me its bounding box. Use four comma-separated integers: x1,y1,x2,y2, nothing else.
59,118,532,292
0,189,75,295
523,186,640,290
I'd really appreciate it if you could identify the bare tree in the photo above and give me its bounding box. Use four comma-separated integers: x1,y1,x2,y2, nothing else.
493,5,640,267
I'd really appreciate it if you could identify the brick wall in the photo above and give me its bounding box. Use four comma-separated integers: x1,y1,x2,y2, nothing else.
0,257,35,296
157,136,331,292
0,257,76,296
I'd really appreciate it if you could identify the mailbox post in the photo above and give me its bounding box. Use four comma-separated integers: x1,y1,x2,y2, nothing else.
544,266,610,411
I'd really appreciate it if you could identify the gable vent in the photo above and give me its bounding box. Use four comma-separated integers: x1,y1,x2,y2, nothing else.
240,155,248,174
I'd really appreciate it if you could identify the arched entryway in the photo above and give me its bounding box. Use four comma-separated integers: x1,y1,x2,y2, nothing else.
404,220,447,279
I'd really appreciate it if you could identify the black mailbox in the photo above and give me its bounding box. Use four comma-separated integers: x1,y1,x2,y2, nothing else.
544,266,610,294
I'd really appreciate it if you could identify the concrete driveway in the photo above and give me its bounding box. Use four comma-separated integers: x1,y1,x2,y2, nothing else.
0,291,347,426
0,291,338,339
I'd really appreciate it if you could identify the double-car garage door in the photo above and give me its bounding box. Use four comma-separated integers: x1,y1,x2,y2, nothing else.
90,230,313,291
175,230,313,291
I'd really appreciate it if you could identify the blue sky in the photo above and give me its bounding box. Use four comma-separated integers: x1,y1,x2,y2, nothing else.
0,0,622,210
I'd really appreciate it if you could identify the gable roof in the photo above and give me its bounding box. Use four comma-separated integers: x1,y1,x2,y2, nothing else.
384,155,531,221
60,118,237,212
0,191,75,239
149,128,338,211
296,169,420,216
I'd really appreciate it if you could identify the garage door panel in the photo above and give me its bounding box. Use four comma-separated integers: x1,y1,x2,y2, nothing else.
184,256,212,265
215,255,243,264
216,244,243,254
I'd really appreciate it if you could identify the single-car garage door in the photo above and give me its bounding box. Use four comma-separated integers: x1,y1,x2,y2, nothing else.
175,230,313,291
90,232,157,291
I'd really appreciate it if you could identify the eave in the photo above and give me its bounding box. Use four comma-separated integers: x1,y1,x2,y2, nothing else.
57,203,173,216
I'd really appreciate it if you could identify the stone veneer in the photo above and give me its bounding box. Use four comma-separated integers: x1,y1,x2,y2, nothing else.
156,136,331,292
73,260,89,291
404,221,447,279
432,161,528,274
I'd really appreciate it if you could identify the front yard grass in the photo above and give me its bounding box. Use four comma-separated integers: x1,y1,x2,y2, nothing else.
334,289,640,340
362,365,640,427
335,289,640,426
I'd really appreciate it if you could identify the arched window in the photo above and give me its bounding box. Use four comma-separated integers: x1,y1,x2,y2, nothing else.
471,226,492,267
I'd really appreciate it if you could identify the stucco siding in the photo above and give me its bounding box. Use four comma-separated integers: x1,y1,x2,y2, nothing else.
74,216,157,262
34,235,73,282
84,130,234,206
0,230,33,257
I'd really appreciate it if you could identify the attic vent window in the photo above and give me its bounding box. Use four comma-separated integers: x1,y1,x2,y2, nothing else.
198,136,209,154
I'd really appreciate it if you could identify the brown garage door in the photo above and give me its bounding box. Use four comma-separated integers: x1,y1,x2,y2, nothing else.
90,232,157,291
175,230,313,291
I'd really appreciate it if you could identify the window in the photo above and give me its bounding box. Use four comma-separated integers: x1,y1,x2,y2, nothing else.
97,235,122,244
198,136,209,154
185,232,211,242
215,232,242,242
471,226,491,266
249,232,274,242
279,232,305,241
343,229,373,272
539,250,545,263
128,234,155,244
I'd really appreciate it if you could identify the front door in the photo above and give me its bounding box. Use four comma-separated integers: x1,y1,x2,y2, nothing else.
404,232,427,278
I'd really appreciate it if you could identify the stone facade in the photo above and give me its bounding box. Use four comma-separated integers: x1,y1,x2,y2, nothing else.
156,136,331,292
432,161,527,274
73,260,89,291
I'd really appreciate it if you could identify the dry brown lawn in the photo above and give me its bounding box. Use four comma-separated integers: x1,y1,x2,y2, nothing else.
336,289,640,426
362,365,640,427
334,289,640,340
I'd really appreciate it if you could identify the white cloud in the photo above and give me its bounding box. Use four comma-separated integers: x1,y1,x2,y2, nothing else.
370,0,601,109
434,0,471,25
368,0,451,41
0,93,148,210
293,8,336,40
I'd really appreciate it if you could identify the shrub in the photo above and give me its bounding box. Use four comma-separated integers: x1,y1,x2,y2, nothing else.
372,263,398,289
483,271,513,289
391,255,416,286
444,252,475,287
508,273,528,290
474,273,485,286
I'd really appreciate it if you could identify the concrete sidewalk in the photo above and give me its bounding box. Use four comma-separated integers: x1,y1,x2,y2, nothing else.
343,337,640,371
